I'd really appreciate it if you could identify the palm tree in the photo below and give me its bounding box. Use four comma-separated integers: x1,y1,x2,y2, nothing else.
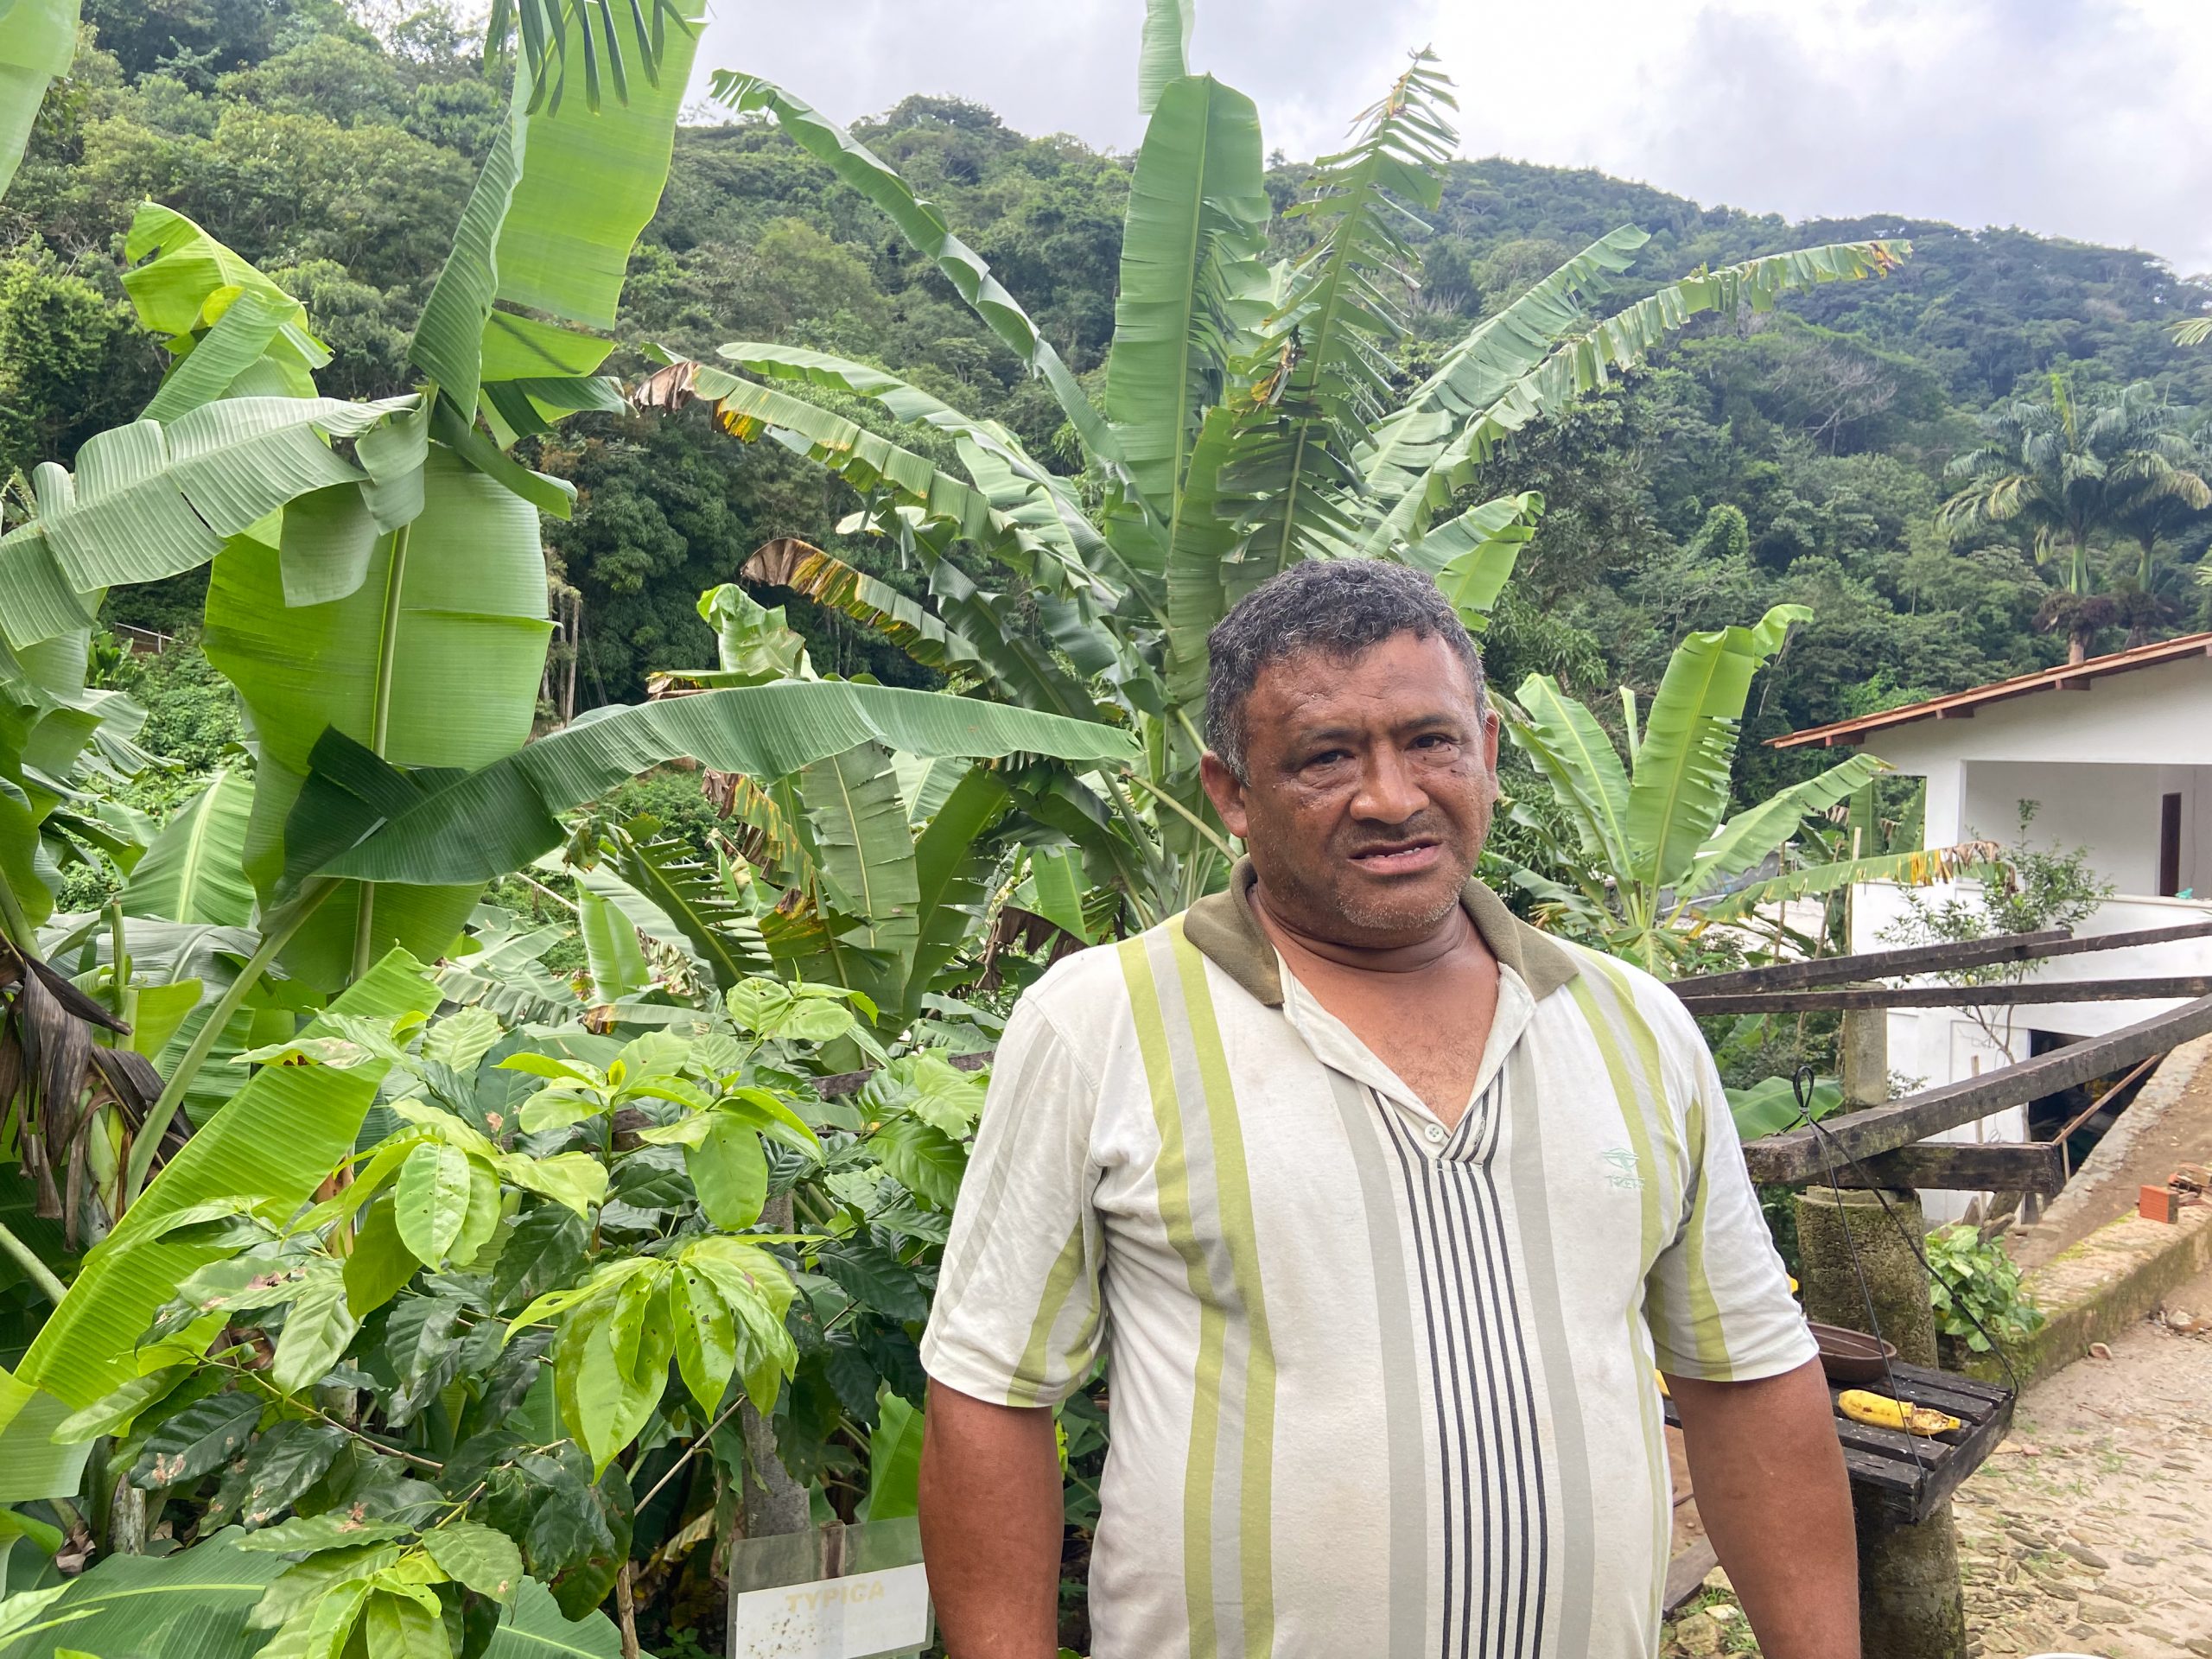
645,0,1903,928
2101,385,2212,638
1940,375,2209,660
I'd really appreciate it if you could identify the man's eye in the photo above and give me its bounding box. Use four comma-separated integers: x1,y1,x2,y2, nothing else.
1303,749,1351,768
1412,734,1458,751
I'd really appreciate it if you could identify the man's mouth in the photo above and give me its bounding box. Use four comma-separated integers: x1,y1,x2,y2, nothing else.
1346,837,1443,875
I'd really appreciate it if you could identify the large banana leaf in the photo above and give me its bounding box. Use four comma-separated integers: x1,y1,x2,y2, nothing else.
903,766,1010,1015
1407,491,1545,631
0,397,416,652
1690,841,2006,925
119,205,317,353
739,540,987,684
601,829,771,989
0,951,438,1477
735,539,1099,723
1231,53,1455,573
1106,73,1268,521
1681,752,1885,900
0,1531,621,1657
710,346,1108,594
1136,0,1192,116
0,1528,283,1656
707,73,1121,472
1625,604,1809,893
121,772,256,927
922,562,1106,721
488,0,692,126
1367,239,1904,552
703,374,1071,584
493,0,700,330
289,681,1139,890
575,886,652,1002
0,637,156,931
802,743,919,965
204,445,551,989
1161,405,1243,703
0,0,78,200
1504,676,1633,874
411,0,700,429
1359,226,1647,532
120,206,330,417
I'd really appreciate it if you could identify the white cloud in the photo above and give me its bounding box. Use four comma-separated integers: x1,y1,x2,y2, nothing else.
681,0,2212,275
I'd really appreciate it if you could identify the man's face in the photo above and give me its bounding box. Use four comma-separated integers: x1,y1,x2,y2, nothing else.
1199,631,1501,948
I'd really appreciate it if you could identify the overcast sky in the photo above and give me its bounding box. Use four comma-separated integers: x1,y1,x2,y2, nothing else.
681,0,2212,277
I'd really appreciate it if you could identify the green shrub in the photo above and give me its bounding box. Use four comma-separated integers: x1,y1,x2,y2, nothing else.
1925,1224,2044,1357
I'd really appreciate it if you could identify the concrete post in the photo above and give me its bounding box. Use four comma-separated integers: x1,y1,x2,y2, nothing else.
1840,1006,1889,1110
1796,1186,1938,1366
1793,1185,1964,1659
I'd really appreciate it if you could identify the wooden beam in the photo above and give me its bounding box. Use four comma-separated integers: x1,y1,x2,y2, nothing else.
1746,1138,2066,1194
1934,706,1974,719
1670,917,2212,996
1741,994,2212,1183
1677,976,2212,1014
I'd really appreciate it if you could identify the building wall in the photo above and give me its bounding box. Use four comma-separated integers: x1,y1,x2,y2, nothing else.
1956,760,2204,897
1802,656,2212,1219
1866,654,2212,773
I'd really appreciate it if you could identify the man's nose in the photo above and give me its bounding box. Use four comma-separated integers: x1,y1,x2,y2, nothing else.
1351,747,1428,823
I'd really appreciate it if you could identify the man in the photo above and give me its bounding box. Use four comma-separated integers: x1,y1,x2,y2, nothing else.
918,560,1858,1658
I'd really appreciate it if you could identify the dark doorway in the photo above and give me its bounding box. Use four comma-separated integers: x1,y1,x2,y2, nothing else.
2158,791,2183,898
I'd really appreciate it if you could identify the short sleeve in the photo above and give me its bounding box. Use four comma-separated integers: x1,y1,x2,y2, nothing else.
920,993,1106,1408
1644,1027,1817,1382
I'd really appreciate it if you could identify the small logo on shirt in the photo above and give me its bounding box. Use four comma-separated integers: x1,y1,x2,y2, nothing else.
1600,1147,1643,1189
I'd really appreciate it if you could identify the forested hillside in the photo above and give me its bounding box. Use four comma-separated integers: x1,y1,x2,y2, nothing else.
7,0,2209,803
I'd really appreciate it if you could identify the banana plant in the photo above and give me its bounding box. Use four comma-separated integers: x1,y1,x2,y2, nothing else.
586,582,997,1030
1499,603,1972,972
0,0,79,200
654,0,1904,933
0,0,706,1182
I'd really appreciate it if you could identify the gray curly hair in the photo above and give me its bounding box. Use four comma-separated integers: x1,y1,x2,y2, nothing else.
1202,560,1487,783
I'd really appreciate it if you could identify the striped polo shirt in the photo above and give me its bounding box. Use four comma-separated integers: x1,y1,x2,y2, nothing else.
922,866,1812,1658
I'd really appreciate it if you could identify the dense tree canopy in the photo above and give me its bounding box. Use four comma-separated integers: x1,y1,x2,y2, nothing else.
5,4,2209,761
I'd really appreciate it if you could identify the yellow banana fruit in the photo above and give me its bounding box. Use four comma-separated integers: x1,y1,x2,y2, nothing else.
1838,1389,1961,1437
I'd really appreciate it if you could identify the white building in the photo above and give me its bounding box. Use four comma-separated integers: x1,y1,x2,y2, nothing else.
1774,632,2212,1217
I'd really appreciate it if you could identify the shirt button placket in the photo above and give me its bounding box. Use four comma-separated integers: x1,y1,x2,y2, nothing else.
1422,1121,1447,1147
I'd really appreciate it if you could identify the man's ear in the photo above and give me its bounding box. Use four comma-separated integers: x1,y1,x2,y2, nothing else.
1198,751,1250,839
1481,706,1502,775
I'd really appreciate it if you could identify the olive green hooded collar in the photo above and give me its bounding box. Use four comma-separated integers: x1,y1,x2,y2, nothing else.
1180,857,1582,1010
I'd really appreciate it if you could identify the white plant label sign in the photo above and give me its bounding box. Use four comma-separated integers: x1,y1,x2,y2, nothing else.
729,1560,931,1659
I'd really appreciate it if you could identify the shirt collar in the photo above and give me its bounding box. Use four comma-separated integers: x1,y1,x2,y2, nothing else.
1180,856,1581,1009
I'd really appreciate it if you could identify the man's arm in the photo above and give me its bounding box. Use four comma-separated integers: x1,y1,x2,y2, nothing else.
918,1380,1064,1659
1666,1360,1859,1659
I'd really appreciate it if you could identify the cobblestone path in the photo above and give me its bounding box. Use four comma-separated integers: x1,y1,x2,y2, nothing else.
1954,1287,2212,1658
